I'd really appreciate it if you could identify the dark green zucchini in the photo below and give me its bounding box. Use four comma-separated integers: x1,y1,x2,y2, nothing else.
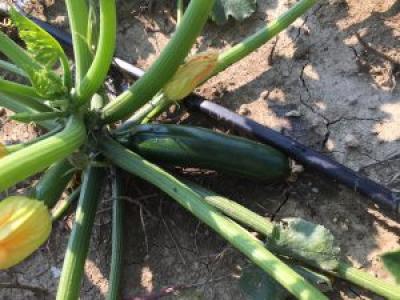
117,124,290,182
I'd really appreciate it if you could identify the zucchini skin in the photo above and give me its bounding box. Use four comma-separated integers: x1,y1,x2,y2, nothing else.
118,124,290,182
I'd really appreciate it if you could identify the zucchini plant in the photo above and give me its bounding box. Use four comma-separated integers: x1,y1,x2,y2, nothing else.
0,1,399,299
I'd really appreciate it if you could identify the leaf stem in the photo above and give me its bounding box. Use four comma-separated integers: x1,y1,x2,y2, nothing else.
0,115,86,192
215,0,318,74
188,184,400,299
0,59,28,78
56,167,105,300
107,167,124,300
64,0,90,85
177,0,184,25
75,0,116,105
101,0,215,123
51,186,81,221
99,136,327,300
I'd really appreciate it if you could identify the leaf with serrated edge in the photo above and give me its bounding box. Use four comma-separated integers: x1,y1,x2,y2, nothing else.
381,249,400,283
267,218,340,271
10,7,65,67
211,0,257,25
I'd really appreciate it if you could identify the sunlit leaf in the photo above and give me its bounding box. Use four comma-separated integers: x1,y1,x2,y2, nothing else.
267,218,341,270
10,7,66,67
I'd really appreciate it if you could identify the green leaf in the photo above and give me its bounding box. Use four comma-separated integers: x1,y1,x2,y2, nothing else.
381,249,400,283
9,8,68,98
29,68,66,98
267,218,341,271
239,263,332,300
211,0,257,25
239,265,289,300
10,7,66,67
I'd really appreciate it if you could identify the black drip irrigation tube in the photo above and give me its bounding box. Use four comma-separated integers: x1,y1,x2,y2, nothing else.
2,7,400,215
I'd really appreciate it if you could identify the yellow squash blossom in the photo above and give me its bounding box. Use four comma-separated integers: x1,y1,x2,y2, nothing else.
0,196,52,269
163,51,219,101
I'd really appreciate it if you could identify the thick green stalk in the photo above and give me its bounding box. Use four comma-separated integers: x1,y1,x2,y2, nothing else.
99,136,327,300
189,184,400,299
31,159,75,208
107,168,124,300
75,0,116,105
0,59,28,78
51,187,81,221
65,0,90,84
0,115,86,192
101,0,215,123
215,0,317,73
56,167,105,300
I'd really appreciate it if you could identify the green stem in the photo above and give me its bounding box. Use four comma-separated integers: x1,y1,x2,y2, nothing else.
177,0,184,25
11,111,67,123
75,0,116,105
107,167,124,300
99,136,327,300
0,89,52,112
0,92,55,130
140,97,170,124
65,0,90,84
120,0,318,123
116,93,167,132
331,262,400,300
215,0,317,74
0,78,43,99
101,0,215,123
31,159,75,208
5,125,63,153
0,31,42,74
56,167,105,300
0,59,28,78
51,186,81,221
0,115,86,192
189,184,400,299
185,181,275,236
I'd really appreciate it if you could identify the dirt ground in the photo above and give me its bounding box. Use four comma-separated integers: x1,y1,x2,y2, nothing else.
0,0,399,299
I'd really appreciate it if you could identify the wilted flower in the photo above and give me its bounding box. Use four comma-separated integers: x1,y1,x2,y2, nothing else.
0,196,52,269
163,51,219,101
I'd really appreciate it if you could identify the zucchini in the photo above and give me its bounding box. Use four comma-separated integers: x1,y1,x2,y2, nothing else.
117,124,290,182
31,159,75,208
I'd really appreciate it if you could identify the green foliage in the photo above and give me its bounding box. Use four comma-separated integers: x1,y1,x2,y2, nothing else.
211,0,257,25
9,8,68,98
10,8,67,67
381,249,400,283
240,264,332,300
268,218,341,271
